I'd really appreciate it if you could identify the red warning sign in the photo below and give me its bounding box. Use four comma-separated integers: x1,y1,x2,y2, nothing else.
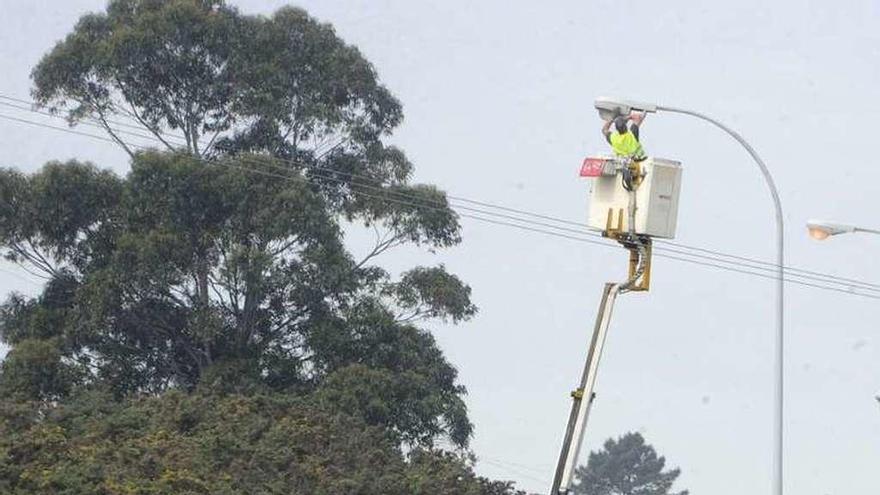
580,157,609,177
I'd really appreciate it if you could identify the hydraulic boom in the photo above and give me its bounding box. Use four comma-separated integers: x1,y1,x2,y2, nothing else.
549,157,659,494
549,282,622,494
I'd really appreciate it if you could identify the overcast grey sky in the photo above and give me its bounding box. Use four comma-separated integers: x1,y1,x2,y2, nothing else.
3,1,880,494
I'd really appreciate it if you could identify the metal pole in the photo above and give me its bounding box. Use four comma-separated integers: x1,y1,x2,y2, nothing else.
854,227,880,236
657,105,785,495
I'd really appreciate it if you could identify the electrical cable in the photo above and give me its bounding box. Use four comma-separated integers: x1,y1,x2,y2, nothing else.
0,95,185,137
0,95,339,158
0,102,848,292
480,456,553,476
479,458,549,485
0,100,185,145
0,265,42,287
4,92,875,290
2,109,880,300
435,194,880,291
1,109,875,298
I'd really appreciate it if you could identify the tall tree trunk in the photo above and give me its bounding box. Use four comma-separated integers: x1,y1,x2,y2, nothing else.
196,257,212,366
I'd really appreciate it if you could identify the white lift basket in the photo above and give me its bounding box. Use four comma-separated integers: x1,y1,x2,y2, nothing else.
585,157,683,239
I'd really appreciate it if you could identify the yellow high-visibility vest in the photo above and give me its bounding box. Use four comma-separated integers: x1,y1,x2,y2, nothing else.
609,131,646,160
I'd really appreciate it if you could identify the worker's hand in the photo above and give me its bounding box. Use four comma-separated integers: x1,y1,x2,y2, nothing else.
629,111,646,125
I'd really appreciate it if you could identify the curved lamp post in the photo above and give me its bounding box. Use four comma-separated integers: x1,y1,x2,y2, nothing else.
807,219,880,240
594,97,785,495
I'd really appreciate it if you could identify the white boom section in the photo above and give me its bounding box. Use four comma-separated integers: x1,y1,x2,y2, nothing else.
550,282,622,494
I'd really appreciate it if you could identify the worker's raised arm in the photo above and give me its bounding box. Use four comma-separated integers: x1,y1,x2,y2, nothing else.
629,111,646,127
601,119,613,143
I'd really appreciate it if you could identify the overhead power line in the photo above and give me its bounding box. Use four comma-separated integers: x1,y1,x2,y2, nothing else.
0,95,339,158
480,458,549,486
0,100,185,145
0,95,186,138
0,265,42,287
0,107,875,298
11,92,872,290
0,96,857,280
1,102,879,301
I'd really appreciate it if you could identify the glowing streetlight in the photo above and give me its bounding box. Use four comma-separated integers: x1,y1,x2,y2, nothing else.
806,220,879,240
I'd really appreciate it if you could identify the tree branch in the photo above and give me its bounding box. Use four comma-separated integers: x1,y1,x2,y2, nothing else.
90,105,136,158
118,91,178,152
355,229,405,269
8,241,58,278
201,128,224,158
269,236,302,257
394,307,429,324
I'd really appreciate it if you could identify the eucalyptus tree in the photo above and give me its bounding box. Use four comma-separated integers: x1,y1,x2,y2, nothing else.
3,0,478,449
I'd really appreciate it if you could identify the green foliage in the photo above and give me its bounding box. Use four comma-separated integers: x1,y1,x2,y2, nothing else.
0,272,78,344
389,265,477,323
0,338,84,404
31,0,446,265
8,8,493,495
0,161,121,271
407,450,525,495
32,0,407,166
30,0,460,273
573,432,688,495
0,151,474,447
314,364,471,448
227,5,403,156
12,0,477,448
32,0,240,158
0,391,520,495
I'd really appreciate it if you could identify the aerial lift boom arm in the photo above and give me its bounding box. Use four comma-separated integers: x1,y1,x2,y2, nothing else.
549,282,622,494
550,157,659,494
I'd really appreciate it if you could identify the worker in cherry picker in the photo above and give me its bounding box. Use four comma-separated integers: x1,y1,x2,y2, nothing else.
602,111,647,162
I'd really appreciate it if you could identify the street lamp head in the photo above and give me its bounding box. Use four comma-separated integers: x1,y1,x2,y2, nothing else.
806,219,856,240
594,96,658,121
808,227,831,241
